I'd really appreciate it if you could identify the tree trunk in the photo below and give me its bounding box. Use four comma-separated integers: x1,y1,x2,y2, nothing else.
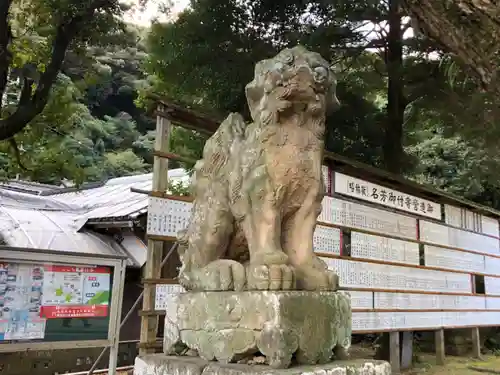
402,0,500,91
383,0,406,174
0,0,13,111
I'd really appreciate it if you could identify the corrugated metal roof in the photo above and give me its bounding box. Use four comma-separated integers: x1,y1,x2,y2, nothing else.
0,200,134,264
48,169,190,227
0,180,65,195
0,170,190,263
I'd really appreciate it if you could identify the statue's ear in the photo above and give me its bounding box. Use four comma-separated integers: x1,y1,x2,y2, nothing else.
245,82,263,122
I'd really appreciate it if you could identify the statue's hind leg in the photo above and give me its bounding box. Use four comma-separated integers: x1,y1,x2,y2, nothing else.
177,185,245,291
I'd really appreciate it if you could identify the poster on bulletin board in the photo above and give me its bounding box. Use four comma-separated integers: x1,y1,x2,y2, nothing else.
0,262,111,341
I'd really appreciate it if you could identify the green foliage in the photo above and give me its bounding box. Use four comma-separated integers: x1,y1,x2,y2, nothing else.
3,0,500,217
0,74,149,184
0,0,138,141
142,0,500,209
144,0,382,116
167,180,190,196
407,134,493,198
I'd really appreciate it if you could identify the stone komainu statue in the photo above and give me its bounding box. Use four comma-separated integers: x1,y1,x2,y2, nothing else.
176,45,341,292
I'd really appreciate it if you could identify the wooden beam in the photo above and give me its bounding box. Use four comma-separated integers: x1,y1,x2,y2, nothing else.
153,150,198,165
142,278,178,285
389,331,401,374
400,332,413,370
139,310,167,317
138,341,163,350
472,327,482,359
435,329,445,365
139,104,172,355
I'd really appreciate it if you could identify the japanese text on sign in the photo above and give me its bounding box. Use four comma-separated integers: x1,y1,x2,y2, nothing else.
334,172,442,220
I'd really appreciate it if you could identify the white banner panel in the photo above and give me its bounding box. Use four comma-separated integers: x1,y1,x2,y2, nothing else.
334,172,441,220
352,311,499,332
444,204,462,228
351,232,419,265
482,216,499,237
374,292,486,310
486,297,500,310
321,257,471,293
485,256,500,276
341,291,373,309
424,245,485,274
313,225,341,255
485,277,500,296
420,220,500,256
319,196,417,240
322,165,333,195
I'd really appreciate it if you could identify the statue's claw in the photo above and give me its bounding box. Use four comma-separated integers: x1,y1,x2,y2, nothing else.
187,260,246,291
294,257,339,291
247,263,296,290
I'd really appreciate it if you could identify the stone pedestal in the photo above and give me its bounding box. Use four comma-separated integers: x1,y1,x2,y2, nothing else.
134,355,392,375
164,291,352,368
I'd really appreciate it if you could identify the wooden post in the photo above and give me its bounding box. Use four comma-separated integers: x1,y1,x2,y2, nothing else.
139,105,171,355
435,329,445,365
471,327,481,359
389,331,401,374
400,331,413,370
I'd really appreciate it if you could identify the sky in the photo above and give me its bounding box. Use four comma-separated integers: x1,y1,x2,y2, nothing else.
125,1,414,41
124,0,190,26
123,0,420,58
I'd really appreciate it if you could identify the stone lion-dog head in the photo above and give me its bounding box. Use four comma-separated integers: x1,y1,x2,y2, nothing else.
245,45,340,126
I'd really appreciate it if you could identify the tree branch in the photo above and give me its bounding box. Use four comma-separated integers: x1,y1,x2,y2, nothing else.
0,0,13,107
0,0,112,141
18,77,33,105
8,137,29,171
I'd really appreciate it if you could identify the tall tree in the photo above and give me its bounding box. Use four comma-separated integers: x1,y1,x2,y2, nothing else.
144,0,391,165
0,0,130,141
383,0,405,173
0,74,149,184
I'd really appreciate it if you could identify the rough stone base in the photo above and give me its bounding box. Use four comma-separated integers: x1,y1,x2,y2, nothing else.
164,291,352,368
134,355,391,375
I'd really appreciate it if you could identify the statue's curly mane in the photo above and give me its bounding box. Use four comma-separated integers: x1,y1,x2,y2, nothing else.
245,46,339,126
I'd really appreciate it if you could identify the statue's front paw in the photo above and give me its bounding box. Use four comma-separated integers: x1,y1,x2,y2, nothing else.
247,263,296,291
295,264,338,291
195,260,246,291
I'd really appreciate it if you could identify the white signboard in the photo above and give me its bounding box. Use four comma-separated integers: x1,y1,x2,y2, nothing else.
147,197,192,237
334,172,442,220
352,311,500,332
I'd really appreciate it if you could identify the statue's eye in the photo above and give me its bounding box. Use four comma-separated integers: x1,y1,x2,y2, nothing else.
313,66,328,83
272,62,284,72
281,52,294,65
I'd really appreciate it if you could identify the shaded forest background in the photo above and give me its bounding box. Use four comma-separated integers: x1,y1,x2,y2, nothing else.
2,0,500,210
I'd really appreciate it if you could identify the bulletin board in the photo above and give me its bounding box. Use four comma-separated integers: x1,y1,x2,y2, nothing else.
0,247,126,353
